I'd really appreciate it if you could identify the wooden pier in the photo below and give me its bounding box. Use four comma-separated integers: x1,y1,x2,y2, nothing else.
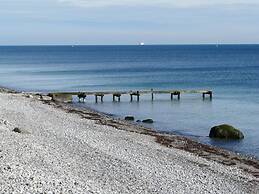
48,89,213,103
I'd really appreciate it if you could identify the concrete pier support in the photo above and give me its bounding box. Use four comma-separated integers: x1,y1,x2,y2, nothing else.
113,93,121,102
171,91,181,100
130,91,140,102
95,93,104,103
202,91,213,100
78,92,86,102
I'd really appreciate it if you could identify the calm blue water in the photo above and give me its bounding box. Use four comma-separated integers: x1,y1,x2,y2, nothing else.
1,45,259,158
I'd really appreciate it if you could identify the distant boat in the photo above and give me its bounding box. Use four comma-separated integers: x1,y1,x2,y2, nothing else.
139,42,145,46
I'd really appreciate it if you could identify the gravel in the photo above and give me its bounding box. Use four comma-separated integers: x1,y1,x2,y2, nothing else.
0,92,258,194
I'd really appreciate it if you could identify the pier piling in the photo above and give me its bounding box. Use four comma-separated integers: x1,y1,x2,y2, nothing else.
171,91,181,100
78,92,86,102
202,91,213,100
95,93,104,103
113,93,121,102
130,91,140,102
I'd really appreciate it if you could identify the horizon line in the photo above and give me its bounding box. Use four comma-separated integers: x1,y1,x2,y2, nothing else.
1,43,259,47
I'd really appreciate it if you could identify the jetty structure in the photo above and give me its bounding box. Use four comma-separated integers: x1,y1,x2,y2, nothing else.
48,89,213,103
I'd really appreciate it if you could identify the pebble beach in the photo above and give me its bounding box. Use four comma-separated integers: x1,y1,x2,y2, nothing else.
0,89,259,193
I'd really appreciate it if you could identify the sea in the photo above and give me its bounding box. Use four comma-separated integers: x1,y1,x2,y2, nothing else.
0,45,259,158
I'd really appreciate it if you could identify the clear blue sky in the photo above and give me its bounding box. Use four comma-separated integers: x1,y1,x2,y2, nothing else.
1,0,259,45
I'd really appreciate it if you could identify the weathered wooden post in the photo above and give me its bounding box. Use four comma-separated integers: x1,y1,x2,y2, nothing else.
151,89,154,101
209,91,213,100
95,95,98,103
208,91,212,100
137,91,140,101
177,91,180,100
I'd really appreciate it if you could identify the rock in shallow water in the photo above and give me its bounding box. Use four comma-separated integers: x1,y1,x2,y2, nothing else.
209,124,244,139
142,119,154,124
125,116,134,121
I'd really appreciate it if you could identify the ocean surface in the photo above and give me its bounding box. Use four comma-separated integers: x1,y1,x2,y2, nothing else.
1,45,259,158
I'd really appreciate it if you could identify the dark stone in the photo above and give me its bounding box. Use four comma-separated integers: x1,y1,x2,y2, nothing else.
13,127,22,133
125,116,134,121
136,120,141,123
209,124,244,139
142,119,154,124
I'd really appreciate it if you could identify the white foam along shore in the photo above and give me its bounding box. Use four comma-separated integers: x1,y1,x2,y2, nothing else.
0,89,259,193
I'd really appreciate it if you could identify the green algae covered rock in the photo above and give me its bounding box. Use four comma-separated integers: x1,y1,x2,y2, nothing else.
209,124,244,139
50,93,73,103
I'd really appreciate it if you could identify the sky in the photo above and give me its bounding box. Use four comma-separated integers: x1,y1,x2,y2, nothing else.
1,0,259,45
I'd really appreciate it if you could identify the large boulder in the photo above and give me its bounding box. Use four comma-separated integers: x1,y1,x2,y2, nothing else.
209,124,244,139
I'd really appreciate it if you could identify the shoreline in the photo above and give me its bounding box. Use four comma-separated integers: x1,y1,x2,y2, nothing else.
79,104,258,160
19,88,259,178
51,97,259,178
3,87,259,174
1,87,259,193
